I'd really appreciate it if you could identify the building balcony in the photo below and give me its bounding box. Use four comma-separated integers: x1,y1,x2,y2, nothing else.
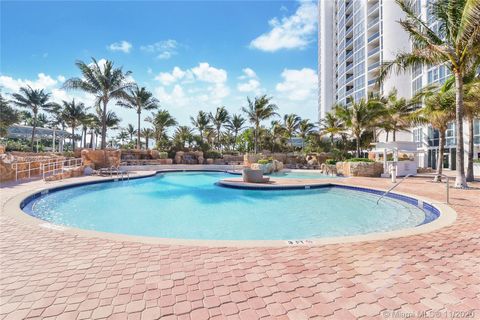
368,47,380,57
368,61,380,71
368,2,380,16
345,38,353,48
368,78,378,86
346,74,354,82
367,17,380,29
345,51,353,60
368,32,380,43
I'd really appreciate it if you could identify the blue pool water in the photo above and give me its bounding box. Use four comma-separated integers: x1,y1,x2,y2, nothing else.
268,171,334,179
24,172,429,240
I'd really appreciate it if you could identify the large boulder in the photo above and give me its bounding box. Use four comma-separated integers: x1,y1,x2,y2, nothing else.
272,160,284,172
251,162,273,174
336,161,383,177
81,149,121,169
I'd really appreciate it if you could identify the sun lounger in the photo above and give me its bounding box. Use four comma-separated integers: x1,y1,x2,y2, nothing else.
242,168,270,183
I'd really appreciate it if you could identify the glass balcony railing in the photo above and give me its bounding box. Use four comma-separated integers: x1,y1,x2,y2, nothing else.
368,32,380,43
346,63,353,72
368,78,378,86
345,51,353,60
368,62,380,71
346,88,354,95
345,38,353,47
368,47,380,57
368,17,379,29
368,2,379,15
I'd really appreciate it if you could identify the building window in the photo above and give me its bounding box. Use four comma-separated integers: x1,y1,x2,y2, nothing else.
413,127,423,148
412,77,422,95
474,119,480,145
428,127,439,147
446,122,456,147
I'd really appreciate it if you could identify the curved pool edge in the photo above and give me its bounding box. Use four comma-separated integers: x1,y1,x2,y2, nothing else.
3,171,458,248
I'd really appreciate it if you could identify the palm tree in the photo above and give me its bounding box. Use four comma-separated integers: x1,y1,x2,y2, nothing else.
63,58,133,149
10,86,56,151
380,0,480,188
0,93,19,138
105,111,121,130
117,86,159,149
190,111,211,141
463,72,480,181
321,109,345,146
283,114,301,151
117,131,128,145
209,106,230,149
298,119,316,151
225,114,246,151
412,83,456,182
62,99,88,151
146,110,177,149
173,126,194,149
141,128,155,149
269,120,286,153
336,98,385,157
126,124,136,143
380,89,415,141
242,95,278,153
79,113,96,148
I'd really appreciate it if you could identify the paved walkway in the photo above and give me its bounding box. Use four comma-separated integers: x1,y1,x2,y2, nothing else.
0,173,479,319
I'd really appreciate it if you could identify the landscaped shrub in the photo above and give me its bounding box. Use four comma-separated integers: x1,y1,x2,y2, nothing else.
474,159,480,163
257,159,270,165
158,152,168,159
205,150,222,159
346,158,374,163
325,159,337,165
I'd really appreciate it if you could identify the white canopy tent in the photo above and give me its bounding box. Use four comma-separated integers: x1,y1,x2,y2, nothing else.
371,141,424,177
6,125,70,152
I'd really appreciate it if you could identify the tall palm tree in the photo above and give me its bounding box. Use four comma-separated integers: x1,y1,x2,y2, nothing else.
269,120,286,153
117,131,128,145
321,109,345,146
190,111,211,141
62,99,88,151
380,89,415,141
105,111,121,131
209,107,230,149
146,110,177,149
0,93,19,138
173,126,194,149
463,72,480,181
141,128,155,149
412,83,456,182
79,113,96,148
225,114,246,151
63,58,133,149
283,114,301,151
380,0,480,188
10,86,56,151
336,98,385,157
298,119,316,151
126,124,136,143
117,86,159,149
242,95,278,153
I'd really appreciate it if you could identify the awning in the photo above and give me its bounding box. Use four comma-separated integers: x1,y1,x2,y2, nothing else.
7,125,70,139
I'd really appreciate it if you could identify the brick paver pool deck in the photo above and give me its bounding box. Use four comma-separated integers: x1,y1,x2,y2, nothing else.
0,172,479,319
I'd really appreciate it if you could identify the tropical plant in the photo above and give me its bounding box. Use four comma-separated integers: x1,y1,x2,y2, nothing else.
61,99,88,151
225,114,246,151
283,113,301,151
79,113,96,148
117,131,129,145
270,120,286,153
209,106,230,149
321,109,345,146
63,58,133,149
126,123,136,142
242,95,278,153
0,93,19,137
379,0,480,187
141,128,155,149
146,110,177,150
173,126,194,149
117,86,159,149
380,88,415,141
335,98,385,157
461,70,480,181
10,86,57,151
411,83,456,182
190,111,211,141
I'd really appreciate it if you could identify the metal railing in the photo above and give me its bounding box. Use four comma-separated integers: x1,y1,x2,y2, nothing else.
377,173,450,205
41,158,83,180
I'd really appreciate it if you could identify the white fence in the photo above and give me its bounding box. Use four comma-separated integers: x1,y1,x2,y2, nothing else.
11,157,83,181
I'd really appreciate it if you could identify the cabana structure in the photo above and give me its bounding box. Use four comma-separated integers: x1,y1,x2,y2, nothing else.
371,141,423,178
6,125,70,152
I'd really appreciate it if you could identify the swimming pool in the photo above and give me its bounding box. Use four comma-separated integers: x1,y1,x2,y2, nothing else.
268,170,334,179
21,171,440,241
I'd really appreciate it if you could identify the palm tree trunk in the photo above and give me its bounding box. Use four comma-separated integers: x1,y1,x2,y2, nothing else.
71,127,75,151
83,128,87,148
434,130,445,182
356,135,361,158
146,136,149,149
137,112,141,150
466,115,474,182
254,124,258,154
454,72,467,188
31,112,37,152
89,130,94,148
386,131,389,142
101,99,108,150
393,130,396,142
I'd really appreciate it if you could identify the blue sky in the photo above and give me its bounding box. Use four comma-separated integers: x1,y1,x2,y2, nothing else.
1,0,318,134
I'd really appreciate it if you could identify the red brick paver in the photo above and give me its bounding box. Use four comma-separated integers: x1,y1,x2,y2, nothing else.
1,175,479,319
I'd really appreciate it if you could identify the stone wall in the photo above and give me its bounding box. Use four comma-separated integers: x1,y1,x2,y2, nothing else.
0,153,67,182
81,149,121,169
336,161,384,177
174,151,204,164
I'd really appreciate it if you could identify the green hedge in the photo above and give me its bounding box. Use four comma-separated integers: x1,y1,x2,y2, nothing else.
158,152,168,159
325,159,337,165
205,150,222,159
257,159,270,165
346,158,374,163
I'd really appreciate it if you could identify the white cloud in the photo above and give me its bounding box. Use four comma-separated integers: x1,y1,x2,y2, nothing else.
237,79,261,93
275,68,318,101
155,67,189,86
191,63,227,84
155,84,189,107
0,73,58,92
107,40,132,53
141,40,178,60
238,67,257,80
250,1,317,52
